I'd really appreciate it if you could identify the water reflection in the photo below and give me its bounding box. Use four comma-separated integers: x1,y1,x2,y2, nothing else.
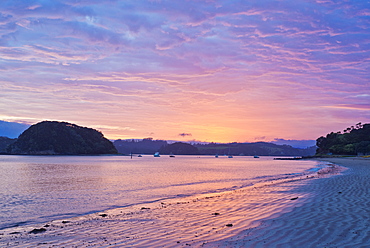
0,155,320,230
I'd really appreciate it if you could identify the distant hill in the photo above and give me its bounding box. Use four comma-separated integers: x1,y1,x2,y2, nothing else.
113,139,316,156
316,122,370,155
159,142,199,155
114,138,167,154
7,121,117,155
0,120,30,138
194,142,316,156
271,139,316,149
0,136,16,153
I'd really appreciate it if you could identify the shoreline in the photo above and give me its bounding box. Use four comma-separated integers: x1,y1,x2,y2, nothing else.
1,158,367,247
206,157,370,247
0,157,326,232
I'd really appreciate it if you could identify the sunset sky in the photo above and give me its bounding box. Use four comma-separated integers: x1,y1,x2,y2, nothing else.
0,0,369,143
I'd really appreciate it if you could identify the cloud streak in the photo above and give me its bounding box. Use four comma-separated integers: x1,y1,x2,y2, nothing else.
0,0,369,142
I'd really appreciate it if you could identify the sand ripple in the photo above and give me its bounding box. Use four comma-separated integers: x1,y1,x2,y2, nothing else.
206,158,370,248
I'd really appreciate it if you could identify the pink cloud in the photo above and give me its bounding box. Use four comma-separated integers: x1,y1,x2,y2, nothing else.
324,104,370,111
0,0,369,142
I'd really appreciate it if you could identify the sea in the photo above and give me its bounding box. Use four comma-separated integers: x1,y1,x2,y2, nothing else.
0,155,327,230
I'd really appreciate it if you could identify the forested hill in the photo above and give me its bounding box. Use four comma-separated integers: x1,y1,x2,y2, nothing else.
0,137,16,154
114,138,167,154
195,142,316,156
0,123,316,156
316,122,370,155
7,121,117,155
114,139,316,156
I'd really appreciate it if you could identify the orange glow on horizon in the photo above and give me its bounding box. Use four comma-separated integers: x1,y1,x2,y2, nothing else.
0,1,368,142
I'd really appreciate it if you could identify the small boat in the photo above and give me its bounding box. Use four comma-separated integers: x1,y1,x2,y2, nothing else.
215,154,219,158
138,154,142,157
169,153,175,157
154,152,160,157
227,147,233,158
254,155,259,158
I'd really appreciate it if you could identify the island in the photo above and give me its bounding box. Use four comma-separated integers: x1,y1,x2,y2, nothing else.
6,121,118,155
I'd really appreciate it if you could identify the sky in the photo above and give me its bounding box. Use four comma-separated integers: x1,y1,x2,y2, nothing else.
0,0,369,143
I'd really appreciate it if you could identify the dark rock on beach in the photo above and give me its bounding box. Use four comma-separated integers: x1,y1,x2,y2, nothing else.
29,228,46,234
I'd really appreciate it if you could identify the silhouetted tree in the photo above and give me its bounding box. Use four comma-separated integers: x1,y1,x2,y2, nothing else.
316,123,370,155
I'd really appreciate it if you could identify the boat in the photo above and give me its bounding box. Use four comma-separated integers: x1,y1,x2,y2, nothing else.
154,152,160,157
138,154,142,157
254,155,259,158
169,153,175,158
215,154,219,158
227,147,233,158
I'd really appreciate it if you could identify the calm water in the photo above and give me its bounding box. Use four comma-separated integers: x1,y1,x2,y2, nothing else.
0,155,325,230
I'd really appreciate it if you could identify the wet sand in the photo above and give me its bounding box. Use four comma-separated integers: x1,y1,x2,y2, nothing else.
206,157,370,247
1,157,368,247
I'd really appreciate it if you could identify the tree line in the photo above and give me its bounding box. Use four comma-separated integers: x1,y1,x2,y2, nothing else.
316,123,370,155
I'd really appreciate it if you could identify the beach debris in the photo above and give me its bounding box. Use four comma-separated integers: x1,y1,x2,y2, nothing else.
99,214,108,217
290,197,299,200
44,224,50,227
141,207,150,210
29,228,46,234
212,212,220,215
62,221,70,224
226,224,233,227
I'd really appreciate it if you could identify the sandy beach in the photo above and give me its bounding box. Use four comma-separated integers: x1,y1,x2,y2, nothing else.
1,157,369,247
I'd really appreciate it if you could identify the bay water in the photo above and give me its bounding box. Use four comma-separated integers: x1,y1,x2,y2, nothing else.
0,155,325,230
